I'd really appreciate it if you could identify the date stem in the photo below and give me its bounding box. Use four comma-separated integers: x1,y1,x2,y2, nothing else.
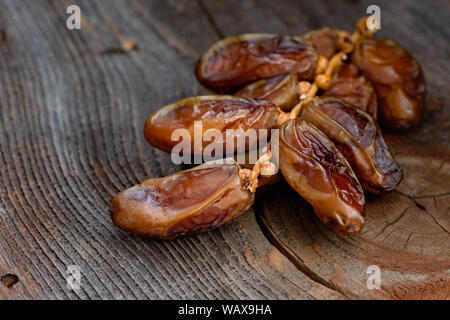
349,17,378,50
278,17,379,126
239,145,276,193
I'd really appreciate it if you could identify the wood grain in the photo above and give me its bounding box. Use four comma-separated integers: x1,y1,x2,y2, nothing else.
0,0,448,299
209,0,450,299
0,0,342,300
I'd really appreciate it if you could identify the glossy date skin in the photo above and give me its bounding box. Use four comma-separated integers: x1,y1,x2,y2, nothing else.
236,74,300,111
352,38,426,130
323,63,378,119
300,97,402,193
300,26,340,59
144,96,280,154
279,119,366,235
196,34,317,93
111,161,254,239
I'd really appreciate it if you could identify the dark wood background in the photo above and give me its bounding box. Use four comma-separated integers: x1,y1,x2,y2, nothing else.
0,0,448,299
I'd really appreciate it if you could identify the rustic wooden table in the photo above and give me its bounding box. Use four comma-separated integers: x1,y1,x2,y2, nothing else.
0,0,449,300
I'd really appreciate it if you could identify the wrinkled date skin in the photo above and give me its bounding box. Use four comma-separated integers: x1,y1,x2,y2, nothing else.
323,63,378,119
111,161,254,239
279,119,366,235
300,26,340,59
236,74,300,111
196,34,317,93
144,96,280,154
352,38,426,130
301,98,402,193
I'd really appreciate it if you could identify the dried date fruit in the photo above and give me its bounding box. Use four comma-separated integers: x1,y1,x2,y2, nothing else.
300,26,339,59
111,161,254,239
351,38,426,130
236,74,300,111
196,34,317,92
322,63,378,119
279,119,365,235
300,97,402,193
301,26,354,59
144,96,280,154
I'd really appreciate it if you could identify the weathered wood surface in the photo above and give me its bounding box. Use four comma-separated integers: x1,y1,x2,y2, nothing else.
0,0,448,299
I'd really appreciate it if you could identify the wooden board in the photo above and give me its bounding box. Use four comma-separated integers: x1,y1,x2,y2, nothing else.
0,0,448,299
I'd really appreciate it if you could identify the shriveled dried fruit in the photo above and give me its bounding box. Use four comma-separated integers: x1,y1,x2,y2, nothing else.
322,63,378,119
236,74,300,111
279,119,366,235
300,26,339,59
351,38,426,130
301,26,354,59
144,96,280,154
196,34,317,92
111,161,254,239
300,97,402,193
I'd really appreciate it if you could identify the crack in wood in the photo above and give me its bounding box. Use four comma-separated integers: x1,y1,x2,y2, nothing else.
403,232,413,250
0,0,448,300
395,190,450,200
415,192,450,199
395,191,449,234
421,206,450,235
253,205,354,299
375,205,415,239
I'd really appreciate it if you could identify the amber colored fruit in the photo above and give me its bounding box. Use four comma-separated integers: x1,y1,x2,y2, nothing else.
236,74,300,111
144,96,280,155
279,119,366,235
300,26,339,59
111,161,254,239
301,97,402,193
322,63,378,119
352,38,426,130
196,34,317,93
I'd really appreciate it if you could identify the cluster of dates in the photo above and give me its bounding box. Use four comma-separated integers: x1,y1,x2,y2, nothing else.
111,18,426,239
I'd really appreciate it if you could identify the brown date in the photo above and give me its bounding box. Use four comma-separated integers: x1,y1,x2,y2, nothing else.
144,96,280,154
196,34,317,92
322,63,378,119
300,97,402,193
300,26,340,59
236,74,300,111
279,119,366,235
351,38,426,130
111,161,254,239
